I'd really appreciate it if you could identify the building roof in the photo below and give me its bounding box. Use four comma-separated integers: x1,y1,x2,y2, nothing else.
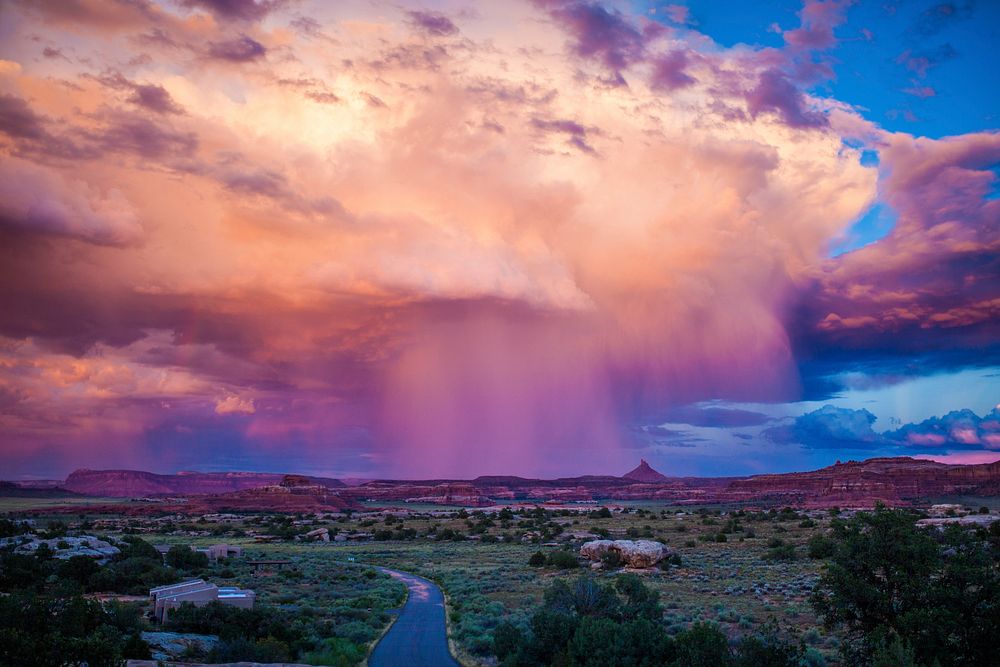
149,579,205,595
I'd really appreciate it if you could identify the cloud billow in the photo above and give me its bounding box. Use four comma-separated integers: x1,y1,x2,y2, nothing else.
0,0,995,478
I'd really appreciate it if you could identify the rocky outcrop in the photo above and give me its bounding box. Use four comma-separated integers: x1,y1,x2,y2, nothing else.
341,482,493,507
580,539,669,568
622,460,669,483
1,534,120,562
723,457,1000,506
304,527,330,542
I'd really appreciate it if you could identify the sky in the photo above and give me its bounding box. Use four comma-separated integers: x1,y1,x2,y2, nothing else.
0,0,997,480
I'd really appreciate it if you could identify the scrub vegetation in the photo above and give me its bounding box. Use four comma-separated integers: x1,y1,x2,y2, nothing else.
1,501,997,666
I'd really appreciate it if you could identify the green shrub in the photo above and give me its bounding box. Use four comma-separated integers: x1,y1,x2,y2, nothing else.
164,545,208,571
547,551,580,569
807,534,835,559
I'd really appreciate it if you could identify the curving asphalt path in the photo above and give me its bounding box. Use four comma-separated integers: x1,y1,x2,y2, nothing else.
368,567,460,667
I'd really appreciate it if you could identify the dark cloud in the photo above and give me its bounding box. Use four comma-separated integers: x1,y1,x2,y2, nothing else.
0,94,49,140
789,132,1000,379
219,167,288,198
206,35,267,62
128,84,185,114
531,116,599,154
627,424,704,448
767,405,1000,454
369,43,449,71
0,158,142,246
540,1,645,76
407,10,459,37
178,0,285,22
650,51,695,91
656,406,773,428
92,71,185,114
766,405,882,450
745,68,827,128
94,112,198,159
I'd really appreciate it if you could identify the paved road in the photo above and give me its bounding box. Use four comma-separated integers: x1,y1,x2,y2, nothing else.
369,567,460,667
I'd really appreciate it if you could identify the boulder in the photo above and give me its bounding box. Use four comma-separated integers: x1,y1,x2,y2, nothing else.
3,535,121,562
579,539,669,568
304,527,330,542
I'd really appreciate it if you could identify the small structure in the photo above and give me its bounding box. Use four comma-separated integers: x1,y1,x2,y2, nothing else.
196,544,243,561
153,543,243,562
149,579,255,623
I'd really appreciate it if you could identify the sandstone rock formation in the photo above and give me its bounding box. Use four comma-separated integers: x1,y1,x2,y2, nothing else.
622,459,669,483
1,534,121,562
304,527,330,542
580,539,669,568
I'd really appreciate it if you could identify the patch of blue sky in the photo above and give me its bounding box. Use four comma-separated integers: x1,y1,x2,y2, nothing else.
639,1,1000,139
828,201,897,257
985,163,1000,200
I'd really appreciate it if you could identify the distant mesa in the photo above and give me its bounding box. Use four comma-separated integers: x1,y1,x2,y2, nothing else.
62,469,345,497
622,459,669,483
12,455,1000,514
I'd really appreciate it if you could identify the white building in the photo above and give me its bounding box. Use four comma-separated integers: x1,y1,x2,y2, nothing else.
149,579,255,623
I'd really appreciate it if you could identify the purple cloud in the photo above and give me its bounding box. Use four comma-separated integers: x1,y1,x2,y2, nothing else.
745,68,827,128
542,1,645,75
179,0,285,22
128,84,184,114
207,35,267,62
95,113,198,159
768,405,1000,454
532,116,598,154
0,94,48,140
407,10,459,37
650,50,695,91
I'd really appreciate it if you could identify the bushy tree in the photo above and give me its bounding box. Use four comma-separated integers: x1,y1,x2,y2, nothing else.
165,544,209,570
547,550,580,569
810,505,999,666
0,591,146,667
495,576,800,667
674,622,731,667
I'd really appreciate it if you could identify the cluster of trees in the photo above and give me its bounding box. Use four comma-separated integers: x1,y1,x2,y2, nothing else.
529,549,580,569
0,531,211,665
165,600,307,663
499,507,1000,667
493,575,806,666
0,534,165,666
810,506,999,666
0,593,152,666
0,534,182,596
